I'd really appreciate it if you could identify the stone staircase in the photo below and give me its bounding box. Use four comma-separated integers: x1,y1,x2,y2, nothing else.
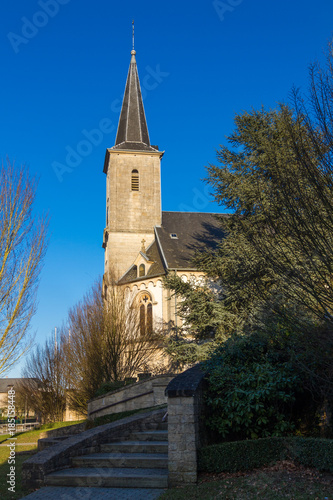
44,424,168,489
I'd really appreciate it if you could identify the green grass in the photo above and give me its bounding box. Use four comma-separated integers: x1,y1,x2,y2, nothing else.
0,419,85,445
37,419,85,431
160,465,333,499
86,404,167,428
0,444,37,499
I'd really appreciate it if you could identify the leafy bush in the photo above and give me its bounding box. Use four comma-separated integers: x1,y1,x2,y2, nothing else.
198,437,333,473
207,361,298,439
204,332,314,440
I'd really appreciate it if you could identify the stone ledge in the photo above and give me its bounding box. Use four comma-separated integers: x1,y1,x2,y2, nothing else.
88,374,175,418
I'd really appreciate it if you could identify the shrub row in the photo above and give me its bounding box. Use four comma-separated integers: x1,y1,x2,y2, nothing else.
198,437,333,473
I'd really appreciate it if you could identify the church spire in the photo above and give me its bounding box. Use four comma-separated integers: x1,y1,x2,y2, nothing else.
113,47,153,151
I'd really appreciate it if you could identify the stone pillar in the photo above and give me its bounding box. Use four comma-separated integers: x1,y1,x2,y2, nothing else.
165,364,206,487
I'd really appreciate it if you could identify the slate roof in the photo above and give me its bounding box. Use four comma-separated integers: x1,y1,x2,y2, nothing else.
118,212,226,284
112,50,156,153
156,211,226,269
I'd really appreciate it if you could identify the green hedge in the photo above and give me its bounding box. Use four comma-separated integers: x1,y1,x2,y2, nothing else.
198,437,333,473
289,437,333,472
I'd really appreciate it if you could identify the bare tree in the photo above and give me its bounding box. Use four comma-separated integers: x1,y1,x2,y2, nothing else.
20,334,66,423
62,278,163,415
0,160,48,374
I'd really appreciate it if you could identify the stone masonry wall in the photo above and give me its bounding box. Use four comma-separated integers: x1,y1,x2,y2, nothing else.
38,421,86,441
87,375,174,419
166,364,206,487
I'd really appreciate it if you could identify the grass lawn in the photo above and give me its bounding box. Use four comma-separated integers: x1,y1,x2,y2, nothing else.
0,444,37,499
160,461,333,500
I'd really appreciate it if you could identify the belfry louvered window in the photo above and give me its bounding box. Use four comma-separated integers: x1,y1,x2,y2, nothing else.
131,169,139,191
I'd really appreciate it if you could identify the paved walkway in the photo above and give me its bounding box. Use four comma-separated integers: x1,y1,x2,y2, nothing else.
21,486,166,499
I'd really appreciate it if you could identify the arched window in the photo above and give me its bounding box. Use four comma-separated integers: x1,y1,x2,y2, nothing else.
147,303,153,334
138,293,153,335
139,264,145,277
131,169,139,191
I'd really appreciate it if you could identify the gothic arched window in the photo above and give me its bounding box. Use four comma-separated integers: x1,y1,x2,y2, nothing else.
139,292,153,335
131,169,139,191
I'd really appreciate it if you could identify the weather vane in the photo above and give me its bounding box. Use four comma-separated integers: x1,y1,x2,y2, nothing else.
132,19,135,51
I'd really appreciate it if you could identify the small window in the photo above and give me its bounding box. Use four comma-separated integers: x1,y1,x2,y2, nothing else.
139,264,145,277
131,169,139,191
170,233,178,239
147,303,153,334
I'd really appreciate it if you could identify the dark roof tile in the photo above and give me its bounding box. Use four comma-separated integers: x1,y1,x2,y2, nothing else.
156,211,226,269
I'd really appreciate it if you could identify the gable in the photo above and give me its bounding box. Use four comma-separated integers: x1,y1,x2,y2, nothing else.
117,211,227,284
118,240,166,284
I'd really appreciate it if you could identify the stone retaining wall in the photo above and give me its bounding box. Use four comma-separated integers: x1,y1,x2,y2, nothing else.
38,421,86,440
88,374,174,418
22,408,166,489
166,364,207,487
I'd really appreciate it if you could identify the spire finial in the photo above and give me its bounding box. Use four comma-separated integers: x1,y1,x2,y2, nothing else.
132,19,135,51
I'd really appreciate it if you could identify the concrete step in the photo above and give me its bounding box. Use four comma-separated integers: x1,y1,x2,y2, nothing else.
130,430,168,441
21,486,166,500
72,452,168,469
101,441,168,454
45,467,168,488
158,422,168,431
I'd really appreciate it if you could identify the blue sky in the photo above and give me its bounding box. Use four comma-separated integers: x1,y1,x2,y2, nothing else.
1,0,332,376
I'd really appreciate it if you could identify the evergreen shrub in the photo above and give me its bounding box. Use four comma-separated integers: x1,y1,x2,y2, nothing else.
198,437,333,473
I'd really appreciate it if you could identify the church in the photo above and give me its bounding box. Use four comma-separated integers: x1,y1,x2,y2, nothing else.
102,47,223,333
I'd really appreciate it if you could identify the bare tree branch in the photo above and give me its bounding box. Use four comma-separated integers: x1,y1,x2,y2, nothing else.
0,160,48,374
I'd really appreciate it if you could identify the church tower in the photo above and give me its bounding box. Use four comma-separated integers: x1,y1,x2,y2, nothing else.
103,48,164,281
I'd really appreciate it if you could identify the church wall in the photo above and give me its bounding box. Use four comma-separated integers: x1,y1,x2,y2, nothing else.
105,231,155,280
104,150,162,279
124,277,164,329
107,151,162,233
121,272,208,330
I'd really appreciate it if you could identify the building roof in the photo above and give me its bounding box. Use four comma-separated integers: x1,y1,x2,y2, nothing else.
156,212,226,269
118,212,226,284
112,50,158,153
0,378,40,393
118,240,165,284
